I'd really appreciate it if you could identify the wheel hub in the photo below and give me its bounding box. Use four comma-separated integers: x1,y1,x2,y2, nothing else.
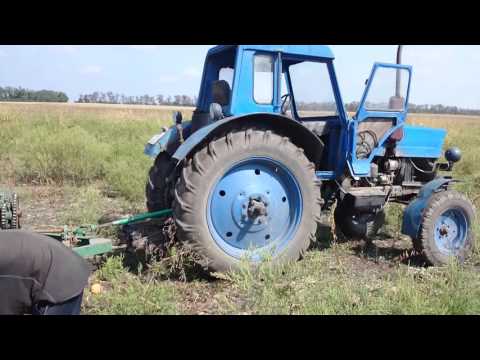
434,208,468,255
246,195,269,223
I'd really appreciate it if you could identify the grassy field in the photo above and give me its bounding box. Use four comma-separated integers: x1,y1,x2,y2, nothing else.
1,102,480,315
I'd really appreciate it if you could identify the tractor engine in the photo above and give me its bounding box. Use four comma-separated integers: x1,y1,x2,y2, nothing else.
368,157,437,187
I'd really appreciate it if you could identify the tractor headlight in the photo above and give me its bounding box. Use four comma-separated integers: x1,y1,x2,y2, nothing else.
445,147,462,163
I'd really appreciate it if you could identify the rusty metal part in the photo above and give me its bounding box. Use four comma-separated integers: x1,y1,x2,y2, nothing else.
0,191,21,230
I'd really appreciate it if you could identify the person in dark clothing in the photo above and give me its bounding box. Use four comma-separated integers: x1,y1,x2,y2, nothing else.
0,230,91,315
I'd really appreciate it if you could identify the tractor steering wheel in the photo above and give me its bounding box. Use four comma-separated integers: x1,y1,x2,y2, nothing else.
281,94,292,115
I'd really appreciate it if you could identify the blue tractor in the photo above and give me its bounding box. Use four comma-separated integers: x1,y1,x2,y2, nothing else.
145,45,476,272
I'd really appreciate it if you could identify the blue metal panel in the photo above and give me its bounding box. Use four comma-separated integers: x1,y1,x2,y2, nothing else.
172,117,227,161
395,125,446,158
315,171,336,180
355,63,412,121
171,113,324,163
349,63,413,177
231,50,278,115
197,46,238,112
144,122,192,159
350,114,400,176
401,177,455,239
208,45,335,60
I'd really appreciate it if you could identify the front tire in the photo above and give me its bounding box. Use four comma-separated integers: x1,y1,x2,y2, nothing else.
173,127,322,273
334,200,385,240
414,190,476,266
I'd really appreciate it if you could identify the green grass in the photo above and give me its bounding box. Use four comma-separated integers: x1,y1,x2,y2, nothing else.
2,103,480,315
219,250,480,315
83,256,178,315
0,103,192,203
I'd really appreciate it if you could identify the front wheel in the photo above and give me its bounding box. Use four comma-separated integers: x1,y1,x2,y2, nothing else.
173,127,322,273
334,200,385,240
414,190,476,266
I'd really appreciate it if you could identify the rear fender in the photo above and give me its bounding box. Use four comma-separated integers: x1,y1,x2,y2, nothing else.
171,113,325,165
401,177,457,239
144,122,192,159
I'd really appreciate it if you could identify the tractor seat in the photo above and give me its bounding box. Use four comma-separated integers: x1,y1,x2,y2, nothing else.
210,80,231,122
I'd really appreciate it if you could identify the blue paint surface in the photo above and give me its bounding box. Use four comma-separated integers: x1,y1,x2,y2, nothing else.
206,157,303,260
395,125,446,159
401,178,455,239
434,209,468,255
144,126,178,158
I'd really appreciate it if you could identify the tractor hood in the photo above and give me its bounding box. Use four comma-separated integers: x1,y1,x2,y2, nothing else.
395,124,447,159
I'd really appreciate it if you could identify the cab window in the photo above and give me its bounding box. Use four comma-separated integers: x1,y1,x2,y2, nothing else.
288,61,338,118
253,54,274,104
219,67,234,88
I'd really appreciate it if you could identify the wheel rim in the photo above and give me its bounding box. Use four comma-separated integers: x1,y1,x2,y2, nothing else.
434,208,469,256
207,157,303,261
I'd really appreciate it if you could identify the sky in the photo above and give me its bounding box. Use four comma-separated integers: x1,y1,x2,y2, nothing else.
0,45,479,109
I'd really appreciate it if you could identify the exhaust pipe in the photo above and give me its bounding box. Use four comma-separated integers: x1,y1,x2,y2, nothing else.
395,45,403,97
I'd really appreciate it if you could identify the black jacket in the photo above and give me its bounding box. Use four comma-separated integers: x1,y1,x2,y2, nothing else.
0,231,91,315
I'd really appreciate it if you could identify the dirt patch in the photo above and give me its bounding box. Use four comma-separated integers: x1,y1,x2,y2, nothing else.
15,186,69,229
174,280,230,315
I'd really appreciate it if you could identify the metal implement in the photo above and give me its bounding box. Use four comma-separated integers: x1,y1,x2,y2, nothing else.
0,193,173,260
0,191,20,230
93,208,173,229
34,208,174,258
35,224,115,258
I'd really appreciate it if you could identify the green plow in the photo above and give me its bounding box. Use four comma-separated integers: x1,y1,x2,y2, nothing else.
1,189,174,259
35,208,174,258
0,188,173,259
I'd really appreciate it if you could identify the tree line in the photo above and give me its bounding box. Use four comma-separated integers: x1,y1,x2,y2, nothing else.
76,92,197,106
1,85,479,116
344,101,480,116
0,86,68,102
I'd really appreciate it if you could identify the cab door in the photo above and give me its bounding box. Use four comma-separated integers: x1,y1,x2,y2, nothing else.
349,62,412,177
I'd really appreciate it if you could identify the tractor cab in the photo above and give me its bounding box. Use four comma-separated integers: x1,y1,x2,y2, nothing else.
187,45,349,176
193,45,346,125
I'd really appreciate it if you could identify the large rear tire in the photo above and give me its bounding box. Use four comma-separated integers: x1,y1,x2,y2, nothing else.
414,190,475,266
146,152,175,212
173,127,322,273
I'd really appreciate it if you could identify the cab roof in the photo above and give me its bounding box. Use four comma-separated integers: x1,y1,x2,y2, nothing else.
207,45,335,60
